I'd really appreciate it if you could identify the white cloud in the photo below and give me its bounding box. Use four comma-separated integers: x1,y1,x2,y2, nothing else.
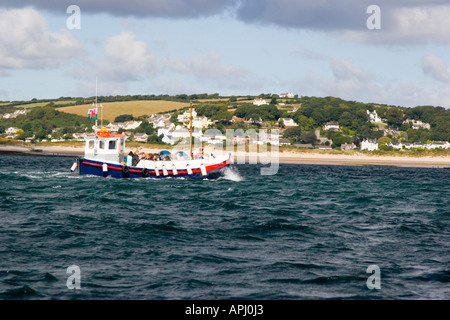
171,51,246,82
90,31,162,81
295,57,450,108
331,58,374,82
340,5,450,45
0,7,83,70
421,53,450,83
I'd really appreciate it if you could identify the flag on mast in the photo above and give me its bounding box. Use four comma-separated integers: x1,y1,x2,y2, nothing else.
87,103,98,120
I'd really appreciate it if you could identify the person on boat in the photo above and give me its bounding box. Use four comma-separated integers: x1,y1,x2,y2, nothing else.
131,151,140,166
126,151,133,166
195,148,204,159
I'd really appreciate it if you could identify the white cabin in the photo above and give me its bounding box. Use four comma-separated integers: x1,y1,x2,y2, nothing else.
84,128,127,163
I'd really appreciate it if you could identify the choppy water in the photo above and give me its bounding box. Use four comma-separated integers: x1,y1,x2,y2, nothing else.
0,155,448,300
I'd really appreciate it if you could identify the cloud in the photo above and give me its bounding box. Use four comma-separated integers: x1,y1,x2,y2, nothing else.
330,58,374,82
294,56,450,108
90,31,161,81
421,53,450,83
0,0,237,18
340,4,450,45
3,1,450,45
0,7,83,70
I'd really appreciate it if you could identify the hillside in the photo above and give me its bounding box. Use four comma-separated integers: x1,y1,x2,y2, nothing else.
57,100,191,123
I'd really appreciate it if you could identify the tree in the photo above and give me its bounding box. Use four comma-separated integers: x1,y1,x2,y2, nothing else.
283,126,302,142
330,132,351,147
300,131,318,145
378,136,392,146
385,108,403,127
339,112,353,127
114,114,134,122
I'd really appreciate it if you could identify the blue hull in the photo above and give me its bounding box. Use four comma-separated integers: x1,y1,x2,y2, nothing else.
75,158,228,179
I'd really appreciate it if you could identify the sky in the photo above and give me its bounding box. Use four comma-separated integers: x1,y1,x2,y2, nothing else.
1,0,450,108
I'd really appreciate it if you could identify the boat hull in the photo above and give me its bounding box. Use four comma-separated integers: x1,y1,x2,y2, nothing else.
76,156,231,179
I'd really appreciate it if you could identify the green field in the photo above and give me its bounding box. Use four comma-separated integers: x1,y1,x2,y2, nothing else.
57,100,191,122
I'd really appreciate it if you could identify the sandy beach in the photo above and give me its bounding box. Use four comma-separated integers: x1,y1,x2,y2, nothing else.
1,144,449,168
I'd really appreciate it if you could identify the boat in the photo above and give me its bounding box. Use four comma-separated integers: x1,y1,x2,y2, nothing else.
70,102,231,179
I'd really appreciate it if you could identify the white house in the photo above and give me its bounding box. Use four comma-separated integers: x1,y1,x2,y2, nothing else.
403,119,431,130
5,127,21,135
162,126,202,145
427,141,450,149
279,118,298,127
253,98,268,106
386,142,403,150
367,110,382,123
341,142,356,151
157,122,175,137
177,109,197,123
192,116,213,128
361,139,378,151
133,133,149,142
279,92,294,98
324,122,340,130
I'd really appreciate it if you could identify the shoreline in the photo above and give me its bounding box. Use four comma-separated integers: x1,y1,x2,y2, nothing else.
0,144,449,168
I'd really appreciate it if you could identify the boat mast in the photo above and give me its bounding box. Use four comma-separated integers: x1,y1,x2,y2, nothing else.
190,101,193,159
95,76,98,129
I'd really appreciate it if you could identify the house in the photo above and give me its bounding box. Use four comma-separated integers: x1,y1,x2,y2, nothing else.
148,114,172,128
105,123,120,132
341,142,356,151
293,143,314,148
201,134,226,145
245,117,263,125
361,139,378,151
253,98,268,106
279,92,294,98
383,128,401,137
367,110,382,123
279,138,291,146
403,119,431,130
177,109,197,123
157,122,176,137
192,116,213,128
162,126,202,145
121,121,142,130
386,142,403,150
324,122,339,131
279,118,298,127
133,133,149,142
412,142,425,149
72,133,86,140
427,141,450,149
316,145,332,150
5,127,21,135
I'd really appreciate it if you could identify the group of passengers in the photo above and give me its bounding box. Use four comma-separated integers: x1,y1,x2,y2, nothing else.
126,150,170,166
125,148,212,166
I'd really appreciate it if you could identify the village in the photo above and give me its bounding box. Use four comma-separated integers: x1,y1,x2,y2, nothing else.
1,95,449,153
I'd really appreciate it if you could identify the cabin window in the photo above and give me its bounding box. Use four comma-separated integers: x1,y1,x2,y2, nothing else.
99,140,104,149
89,140,94,149
109,140,117,150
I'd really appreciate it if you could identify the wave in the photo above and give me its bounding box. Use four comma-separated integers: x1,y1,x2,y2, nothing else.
222,166,244,182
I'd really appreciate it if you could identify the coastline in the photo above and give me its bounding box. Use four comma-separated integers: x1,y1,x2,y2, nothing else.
1,144,449,168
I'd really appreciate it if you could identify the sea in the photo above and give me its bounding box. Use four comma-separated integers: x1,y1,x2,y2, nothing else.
0,155,448,300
